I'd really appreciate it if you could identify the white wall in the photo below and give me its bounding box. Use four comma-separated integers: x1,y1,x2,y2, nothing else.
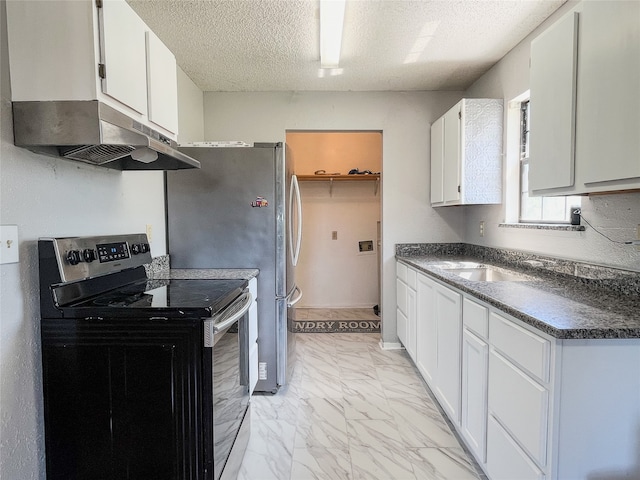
0,1,167,476
298,181,380,308
203,91,465,342
463,1,640,271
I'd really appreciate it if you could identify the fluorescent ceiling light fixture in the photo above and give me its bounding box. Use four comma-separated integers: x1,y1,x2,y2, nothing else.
320,0,346,68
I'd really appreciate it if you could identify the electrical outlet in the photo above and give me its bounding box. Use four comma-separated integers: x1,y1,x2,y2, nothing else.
0,225,19,264
146,224,153,243
479,221,485,237
332,231,338,240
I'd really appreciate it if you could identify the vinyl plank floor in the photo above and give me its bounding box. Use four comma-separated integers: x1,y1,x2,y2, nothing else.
238,333,487,480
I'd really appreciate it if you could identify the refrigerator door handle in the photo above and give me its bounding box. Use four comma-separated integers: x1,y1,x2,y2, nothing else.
289,174,303,266
286,285,303,308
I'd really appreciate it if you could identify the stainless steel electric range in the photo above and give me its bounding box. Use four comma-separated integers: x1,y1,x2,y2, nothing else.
38,234,252,480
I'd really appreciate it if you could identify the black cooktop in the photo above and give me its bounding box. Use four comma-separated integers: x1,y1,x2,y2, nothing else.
60,278,247,319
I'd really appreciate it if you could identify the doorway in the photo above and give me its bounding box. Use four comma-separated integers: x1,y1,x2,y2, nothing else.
286,131,382,333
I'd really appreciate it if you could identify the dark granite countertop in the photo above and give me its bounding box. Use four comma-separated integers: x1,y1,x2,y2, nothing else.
396,245,640,340
143,255,259,281
149,268,259,281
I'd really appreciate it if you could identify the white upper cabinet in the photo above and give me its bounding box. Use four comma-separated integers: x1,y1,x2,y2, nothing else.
99,0,148,115
431,99,503,207
577,0,640,187
529,1,640,195
443,105,462,204
146,31,179,134
430,117,445,204
529,12,579,193
6,0,179,138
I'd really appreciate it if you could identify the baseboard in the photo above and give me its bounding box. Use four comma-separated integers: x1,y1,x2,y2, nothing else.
379,340,403,350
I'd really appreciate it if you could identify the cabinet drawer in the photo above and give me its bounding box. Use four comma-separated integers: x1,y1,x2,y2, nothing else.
486,415,545,480
407,267,417,290
489,350,549,467
397,262,408,283
490,312,550,383
463,297,488,339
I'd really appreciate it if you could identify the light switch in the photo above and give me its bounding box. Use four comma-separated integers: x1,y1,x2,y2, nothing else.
0,225,19,264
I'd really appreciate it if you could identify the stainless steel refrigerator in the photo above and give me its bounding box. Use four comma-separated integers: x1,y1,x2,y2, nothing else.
166,142,302,393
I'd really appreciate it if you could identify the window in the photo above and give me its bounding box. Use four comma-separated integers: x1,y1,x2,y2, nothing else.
519,100,580,223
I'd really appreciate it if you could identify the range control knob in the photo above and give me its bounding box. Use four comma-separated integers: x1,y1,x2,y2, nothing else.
83,249,96,263
66,250,81,265
140,243,150,253
131,244,141,255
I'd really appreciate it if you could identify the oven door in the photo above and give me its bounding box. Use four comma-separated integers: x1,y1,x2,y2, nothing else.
203,290,252,480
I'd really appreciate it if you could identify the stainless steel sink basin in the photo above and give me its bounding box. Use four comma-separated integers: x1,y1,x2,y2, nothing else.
444,267,528,282
430,262,530,282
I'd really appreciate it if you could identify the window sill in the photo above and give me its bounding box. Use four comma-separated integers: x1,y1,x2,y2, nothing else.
499,223,586,232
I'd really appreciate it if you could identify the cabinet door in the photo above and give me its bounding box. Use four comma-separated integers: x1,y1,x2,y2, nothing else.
405,286,417,361
416,274,437,385
578,1,640,185
99,0,148,114
397,276,408,346
146,30,179,133
462,329,488,462
461,299,489,463
430,116,445,204
434,283,462,423
397,307,408,347
443,103,461,204
529,11,579,192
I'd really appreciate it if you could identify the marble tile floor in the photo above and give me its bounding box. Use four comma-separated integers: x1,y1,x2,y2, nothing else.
238,333,486,480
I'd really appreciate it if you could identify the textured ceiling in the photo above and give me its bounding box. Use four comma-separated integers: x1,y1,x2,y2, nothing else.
127,0,566,92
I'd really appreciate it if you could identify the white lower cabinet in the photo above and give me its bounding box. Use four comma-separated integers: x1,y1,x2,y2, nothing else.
461,297,489,462
416,273,437,384
396,262,417,361
399,261,640,480
488,350,549,467
433,283,462,423
407,264,463,424
396,277,408,347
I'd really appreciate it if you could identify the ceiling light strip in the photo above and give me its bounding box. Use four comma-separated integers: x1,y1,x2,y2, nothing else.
320,0,346,68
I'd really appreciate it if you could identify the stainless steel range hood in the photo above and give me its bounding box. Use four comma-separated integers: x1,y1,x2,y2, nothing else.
12,101,200,170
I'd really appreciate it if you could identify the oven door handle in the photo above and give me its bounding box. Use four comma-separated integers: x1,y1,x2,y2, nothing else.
214,292,253,334
203,291,253,347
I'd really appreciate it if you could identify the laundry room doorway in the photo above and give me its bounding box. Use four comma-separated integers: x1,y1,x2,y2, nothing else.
286,131,382,334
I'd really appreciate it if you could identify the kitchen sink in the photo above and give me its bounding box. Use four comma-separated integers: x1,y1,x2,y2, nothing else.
430,262,530,282
443,267,529,282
